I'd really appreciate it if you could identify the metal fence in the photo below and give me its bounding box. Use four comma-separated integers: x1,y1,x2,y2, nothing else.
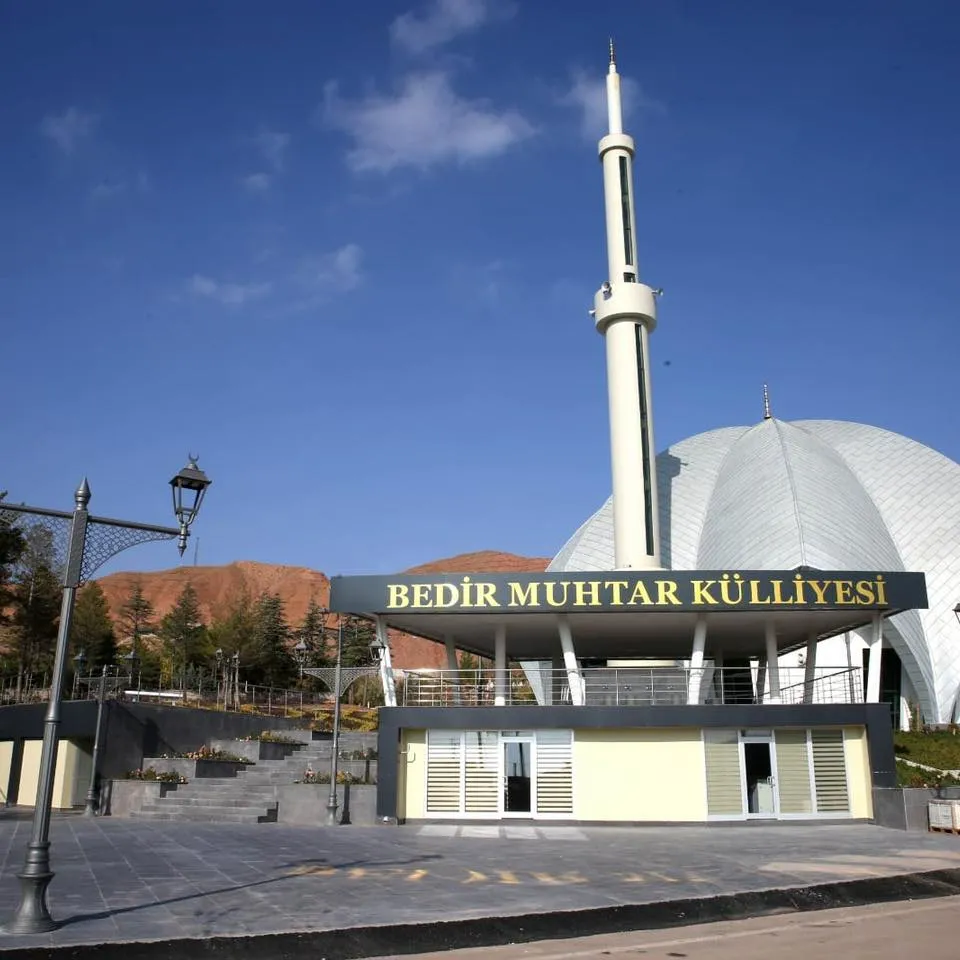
399,665,864,708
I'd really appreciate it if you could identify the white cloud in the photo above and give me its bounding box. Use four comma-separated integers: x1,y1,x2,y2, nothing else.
322,72,534,173
255,129,290,172
297,243,363,293
560,70,664,140
390,0,512,55
241,172,272,192
90,180,127,201
40,107,99,154
188,274,272,306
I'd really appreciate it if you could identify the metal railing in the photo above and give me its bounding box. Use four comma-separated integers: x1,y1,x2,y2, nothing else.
399,666,864,708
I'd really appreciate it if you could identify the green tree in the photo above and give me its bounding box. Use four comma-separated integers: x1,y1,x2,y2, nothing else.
70,582,117,669
298,598,331,668
208,589,257,665
253,592,293,687
0,493,25,627
340,614,376,667
158,582,208,685
116,580,156,685
10,526,62,682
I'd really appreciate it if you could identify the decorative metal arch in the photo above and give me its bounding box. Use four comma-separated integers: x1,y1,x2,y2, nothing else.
302,665,380,698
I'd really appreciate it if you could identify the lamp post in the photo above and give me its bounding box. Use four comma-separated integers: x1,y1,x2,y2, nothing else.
294,639,308,680
231,651,239,711
954,603,960,628
215,648,224,709
325,621,344,826
0,458,211,934
82,664,120,817
71,650,86,699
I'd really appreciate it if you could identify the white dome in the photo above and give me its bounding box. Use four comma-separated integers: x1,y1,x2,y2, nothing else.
549,419,960,722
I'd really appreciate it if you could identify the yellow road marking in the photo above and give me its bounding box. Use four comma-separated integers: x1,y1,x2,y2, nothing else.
497,870,521,884
407,869,428,881
463,870,488,884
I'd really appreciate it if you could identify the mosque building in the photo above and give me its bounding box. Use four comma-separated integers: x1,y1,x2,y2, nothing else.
332,45,956,826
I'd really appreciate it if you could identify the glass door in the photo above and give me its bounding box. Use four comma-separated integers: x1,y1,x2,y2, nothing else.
501,737,535,817
740,733,779,818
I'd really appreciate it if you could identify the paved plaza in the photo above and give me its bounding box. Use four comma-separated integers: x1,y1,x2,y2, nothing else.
0,818,959,955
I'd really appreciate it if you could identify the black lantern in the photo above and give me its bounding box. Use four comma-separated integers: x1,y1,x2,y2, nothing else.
170,456,212,555
954,603,960,628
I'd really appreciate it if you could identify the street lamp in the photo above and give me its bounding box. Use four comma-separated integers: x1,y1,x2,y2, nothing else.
0,459,211,934
231,651,239,711
294,639,308,679
325,621,344,826
215,647,224,709
123,647,141,693
953,603,960,628
82,664,121,817
71,650,86,699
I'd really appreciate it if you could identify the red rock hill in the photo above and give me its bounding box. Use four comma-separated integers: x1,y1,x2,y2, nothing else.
97,551,550,669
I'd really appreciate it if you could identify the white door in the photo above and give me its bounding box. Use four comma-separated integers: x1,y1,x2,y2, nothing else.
501,736,535,818
740,733,779,818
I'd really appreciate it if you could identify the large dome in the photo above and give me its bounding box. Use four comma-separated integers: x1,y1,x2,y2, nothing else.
550,419,960,722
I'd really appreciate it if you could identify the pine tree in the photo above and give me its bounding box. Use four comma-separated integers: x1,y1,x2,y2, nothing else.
298,598,331,668
71,582,117,669
340,614,376,667
0,492,25,627
159,582,208,685
253,592,294,687
116,580,155,685
10,526,62,680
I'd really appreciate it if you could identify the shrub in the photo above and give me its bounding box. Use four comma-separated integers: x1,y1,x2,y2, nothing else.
293,770,364,785
125,768,187,784
894,731,960,772
159,746,253,763
896,759,960,788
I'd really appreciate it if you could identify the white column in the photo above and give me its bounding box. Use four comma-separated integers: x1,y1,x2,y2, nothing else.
755,657,767,703
866,614,883,703
494,625,507,707
764,623,781,703
687,615,707,705
714,648,725,704
374,616,397,708
843,631,858,702
557,616,585,706
443,636,461,705
802,632,818,704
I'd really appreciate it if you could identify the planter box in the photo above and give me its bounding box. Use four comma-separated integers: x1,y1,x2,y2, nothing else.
208,739,301,763
275,783,377,826
102,779,179,817
144,757,250,780
337,759,378,784
873,786,960,831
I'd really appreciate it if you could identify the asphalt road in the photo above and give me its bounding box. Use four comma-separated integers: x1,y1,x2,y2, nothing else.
384,895,960,960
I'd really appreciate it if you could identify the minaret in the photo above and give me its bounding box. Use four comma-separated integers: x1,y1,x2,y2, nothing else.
593,41,661,570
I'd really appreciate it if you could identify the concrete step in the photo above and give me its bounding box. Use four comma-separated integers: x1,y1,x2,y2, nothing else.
130,809,273,823
143,796,278,809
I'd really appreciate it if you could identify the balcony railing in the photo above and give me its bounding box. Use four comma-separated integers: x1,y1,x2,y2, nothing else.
398,666,864,708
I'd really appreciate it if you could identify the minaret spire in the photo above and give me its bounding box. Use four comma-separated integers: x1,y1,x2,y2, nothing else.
763,384,772,420
592,43,661,570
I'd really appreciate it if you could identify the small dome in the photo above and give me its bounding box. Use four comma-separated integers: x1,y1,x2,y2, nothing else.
549,419,960,722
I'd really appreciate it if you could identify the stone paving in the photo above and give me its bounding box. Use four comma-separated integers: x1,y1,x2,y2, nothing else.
0,819,959,951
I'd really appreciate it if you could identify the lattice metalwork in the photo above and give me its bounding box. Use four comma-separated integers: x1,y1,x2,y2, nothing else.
0,508,176,585
81,520,175,583
302,665,380,697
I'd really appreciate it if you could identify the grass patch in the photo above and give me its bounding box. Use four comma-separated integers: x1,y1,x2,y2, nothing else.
894,730,960,772
896,758,960,788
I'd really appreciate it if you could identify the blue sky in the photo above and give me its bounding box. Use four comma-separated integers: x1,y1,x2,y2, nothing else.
1,0,958,577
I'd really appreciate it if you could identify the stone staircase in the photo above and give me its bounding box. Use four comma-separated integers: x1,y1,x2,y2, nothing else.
130,735,359,823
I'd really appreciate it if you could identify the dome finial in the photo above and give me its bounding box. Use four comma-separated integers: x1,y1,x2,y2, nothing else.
763,383,772,420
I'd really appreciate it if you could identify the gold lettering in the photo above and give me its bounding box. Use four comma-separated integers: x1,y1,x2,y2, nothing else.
573,580,602,606
629,580,653,605
855,580,876,605
656,580,681,605
770,580,794,604
606,580,629,605
749,580,772,605
807,580,830,604
387,584,409,608
719,573,744,605
474,582,500,607
508,581,539,607
692,580,719,604
459,576,474,608
793,575,807,604
411,583,432,608
834,580,854,604
545,581,570,607
876,575,887,605
435,583,459,608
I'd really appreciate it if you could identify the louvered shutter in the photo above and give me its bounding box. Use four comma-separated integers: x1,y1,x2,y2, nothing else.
811,730,849,813
774,730,813,814
704,730,743,816
426,731,462,813
535,730,573,815
464,732,499,813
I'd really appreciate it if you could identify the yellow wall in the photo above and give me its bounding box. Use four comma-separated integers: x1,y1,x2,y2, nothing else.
574,728,707,822
843,726,873,819
16,739,89,809
400,729,426,821
0,741,12,806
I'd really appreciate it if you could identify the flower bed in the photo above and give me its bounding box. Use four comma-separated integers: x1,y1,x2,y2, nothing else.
144,757,251,780
208,738,301,763
125,767,187,784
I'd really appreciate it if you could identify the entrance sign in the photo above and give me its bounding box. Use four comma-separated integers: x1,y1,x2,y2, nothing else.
329,570,927,615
